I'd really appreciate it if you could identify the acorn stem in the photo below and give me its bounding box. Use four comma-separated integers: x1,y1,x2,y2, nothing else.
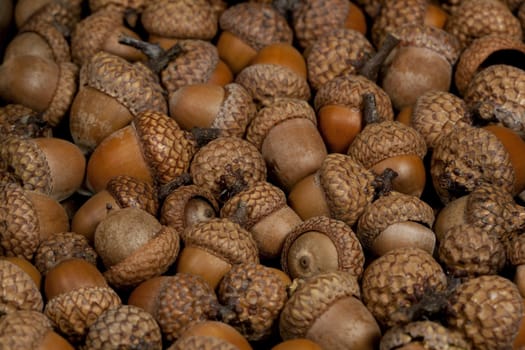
372,168,398,198
362,92,380,125
118,35,183,74
359,33,400,82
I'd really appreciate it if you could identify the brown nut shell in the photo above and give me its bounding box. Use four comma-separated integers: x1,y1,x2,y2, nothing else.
0,310,53,349
0,259,43,315
19,19,71,63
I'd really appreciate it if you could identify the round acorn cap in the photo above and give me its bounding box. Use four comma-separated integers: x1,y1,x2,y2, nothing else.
23,1,82,32
508,233,525,266
43,61,78,127
20,20,71,63
0,310,53,349
0,104,52,140
106,175,159,216
89,0,150,13
0,259,43,315
280,216,365,279
211,83,256,139
219,2,293,52
168,335,239,350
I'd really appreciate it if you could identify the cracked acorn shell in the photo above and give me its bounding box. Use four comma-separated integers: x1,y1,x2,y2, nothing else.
217,263,288,341
356,191,436,256
305,28,375,92
0,183,69,260
279,271,381,350
83,304,162,350
220,181,302,259
448,275,524,350
445,0,522,50
127,274,220,343
361,247,447,328
0,258,43,315
0,104,52,141
280,216,364,280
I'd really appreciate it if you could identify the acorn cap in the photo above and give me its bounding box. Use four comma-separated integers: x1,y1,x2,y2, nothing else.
218,262,288,341
292,0,355,49
23,1,82,32
89,0,150,13
0,104,52,142
306,28,375,91
44,285,122,342
141,0,217,40
318,153,376,227
279,271,361,340
43,61,78,127
134,110,196,186
448,275,523,349
0,259,43,315
34,232,98,276
183,218,259,265
83,305,162,350
190,137,267,202
160,185,219,238
411,90,472,149
361,247,447,328
431,126,515,204
235,64,311,106
20,20,71,63
508,233,525,266
106,174,159,216
357,191,435,251
281,216,365,278
313,74,394,121
103,225,180,289
83,51,167,117
380,320,472,350
353,0,382,18
444,0,522,49
438,223,506,277
455,35,525,95
210,83,256,138
347,120,427,169
220,181,287,229
246,98,316,150
371,0,427,47
219,2,293,52
0,310,53,349
464,64,525,136
168,336,239,350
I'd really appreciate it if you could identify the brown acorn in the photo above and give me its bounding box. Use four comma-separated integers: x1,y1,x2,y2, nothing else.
0,104,52,141
88,0,151,18
168,336,240,350
14,0,82,31
508,233,525,297
0,258,43,315
175,321,253,350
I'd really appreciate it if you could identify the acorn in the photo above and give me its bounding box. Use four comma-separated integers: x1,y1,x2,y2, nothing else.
447,275,524,349
271,339,323,350
314,74,394,154
357,191,436,257
71,174,159,243
279,271,381,349
175,321,253,350
0,104,52,141
0,136,86,201
217,263,289,341
217,2,293,74
248,42,307,81
83,305,162,350
167,335,240,350
220,181,302,259
176,218,259,289
43,258,122,343
445,0,522,50
88,0,151,21
86,110,196,193
280,216,364,280
14,0,82,31
508,233,525,297
94,207,180,289
0,183,69,260
70,51,167,154
0,310,74,350
361,247,447,328
127,274,220,342
0,258,43,315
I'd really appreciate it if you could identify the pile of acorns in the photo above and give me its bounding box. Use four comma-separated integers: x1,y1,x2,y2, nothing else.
1,0,525,349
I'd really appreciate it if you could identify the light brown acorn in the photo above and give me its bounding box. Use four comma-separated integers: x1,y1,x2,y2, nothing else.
0,258,43,315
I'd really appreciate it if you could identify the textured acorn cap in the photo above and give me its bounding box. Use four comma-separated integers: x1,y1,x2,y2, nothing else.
448,275,523,350
347,120,427,169
103,225,180,289
445,0,522,49
464,64,525,136
83,51,167,117
0,310,53,349
190,137,267,203
22,1,82,32
361,247,447,328
508,233,525,266
235,64,311,106
380,320,472,350
0,104,51,141
20,20,71,63
279,271,361,340
106,174,159,216
306,28,375,91
183,218,259,265
168,335,240,350
218,262,288,341
219,2,293,52
0,259,43,315
42,61,78,127
83,305,162,350
410,90,472,149
438,223,506,277
34,232,98,276
353,0,382,18
357,191,435,251
134,110,196,186
142,0,217,40
281,216,365,279
314,74,394,121
318,153,376,227
246,98,317,150
89,0,150,13
44,286,122,342
431,125,515,204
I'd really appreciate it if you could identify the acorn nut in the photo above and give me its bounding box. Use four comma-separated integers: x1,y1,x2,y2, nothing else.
0,258,43,315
